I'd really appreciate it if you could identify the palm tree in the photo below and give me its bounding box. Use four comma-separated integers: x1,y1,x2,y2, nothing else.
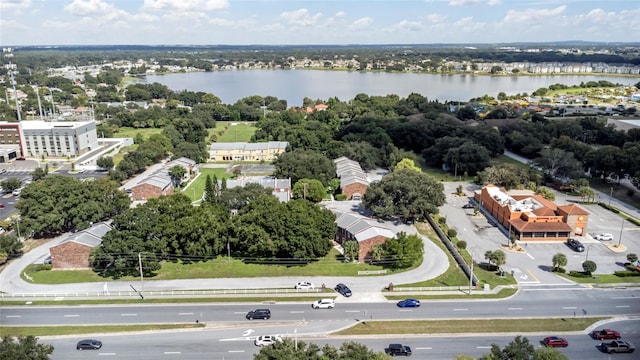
369,245,385,265
552,253,567,271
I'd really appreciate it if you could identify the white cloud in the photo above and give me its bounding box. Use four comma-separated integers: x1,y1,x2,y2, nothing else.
0,0,31,11
424,13,447,23
64,0,115,16
335,11,345,18
209,17,234,26
349,17,373,30
487,0,501,5
280,8,323,26
453,16,486,32
449,0,481,6
143,0,229,12
502,5,566,24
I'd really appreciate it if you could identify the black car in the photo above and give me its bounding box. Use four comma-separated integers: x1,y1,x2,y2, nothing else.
334,283,352,297
462,203,474,209
385,343,412,356
567,238,585,252
76,339,102,350
246,308,271,320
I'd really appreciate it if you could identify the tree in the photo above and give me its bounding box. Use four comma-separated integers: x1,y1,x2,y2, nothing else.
393,158,421,172
381,232,423,269
535,186,556,201
343,240,359,261
168,165,187,187
582,260,597,274
0,335,54,360
31,167,47,181
1,177,23,192
533,148,583,180
481,335,534,360
627,253,638,264
578,186,596,202
484,250,506,271
254,338,387,360
292,179,326,203
274,149,336,186
552,253,567,271
533,346,569,360
96,156,114,170
369,244,385,265
363,168,445,221
0,234,23,264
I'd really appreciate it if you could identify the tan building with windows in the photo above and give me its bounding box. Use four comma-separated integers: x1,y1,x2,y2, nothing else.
474,184,589,241
209,141,288,162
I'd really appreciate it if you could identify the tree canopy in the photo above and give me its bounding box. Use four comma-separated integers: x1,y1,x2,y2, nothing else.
363,168,445,221
0,335,54,360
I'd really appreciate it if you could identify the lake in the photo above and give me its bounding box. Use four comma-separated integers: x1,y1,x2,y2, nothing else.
141,70,636,106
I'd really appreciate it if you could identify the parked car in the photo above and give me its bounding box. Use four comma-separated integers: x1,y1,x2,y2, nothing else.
600,340,635,354
543,336,568,347
462,203,474,209
566,238,585,252
0,203,4,208
246,309,271,320
334,283,352,297
76,339,102,350
43,256,52,265
12,189,21,196
396,298,421,308
295,281,314,290
594,233,614,241
312,298,335,309
385,343,412,356
0,169,6,174
592,329,621,340
254,335,282,347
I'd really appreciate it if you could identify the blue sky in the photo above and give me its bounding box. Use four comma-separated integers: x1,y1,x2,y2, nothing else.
1,0,639,46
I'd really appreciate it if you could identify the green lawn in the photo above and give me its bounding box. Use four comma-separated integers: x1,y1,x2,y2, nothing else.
112,127,164,139
335,317,608,335
22,248,406,284
210,122,257,143
181,168,232,201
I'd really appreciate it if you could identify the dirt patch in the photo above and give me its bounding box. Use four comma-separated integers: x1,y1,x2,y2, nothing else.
604,244,627,253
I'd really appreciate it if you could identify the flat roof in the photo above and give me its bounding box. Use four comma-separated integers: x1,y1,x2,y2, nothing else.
19,120,94,130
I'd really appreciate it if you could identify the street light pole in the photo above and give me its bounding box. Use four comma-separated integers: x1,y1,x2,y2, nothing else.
609,187,613,206
618,218,625,247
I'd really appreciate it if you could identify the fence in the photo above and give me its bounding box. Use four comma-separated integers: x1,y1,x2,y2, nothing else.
0,288,323,299
357,270,387,275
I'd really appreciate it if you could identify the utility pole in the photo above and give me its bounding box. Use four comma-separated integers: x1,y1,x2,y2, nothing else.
617,218,625,247
468,260,474,295
609,187,613,206
138,252,144,292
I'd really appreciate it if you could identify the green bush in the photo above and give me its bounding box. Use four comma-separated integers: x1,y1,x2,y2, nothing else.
438,217,447,225
552,267,566,273
456,240,467,250
335,194,347,201
447,229,457,238
614,270,640,277
627,217,640,226
568,270,591,278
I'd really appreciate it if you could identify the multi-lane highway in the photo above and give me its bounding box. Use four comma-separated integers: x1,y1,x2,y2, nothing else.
40,319,640,359
4,287,640,326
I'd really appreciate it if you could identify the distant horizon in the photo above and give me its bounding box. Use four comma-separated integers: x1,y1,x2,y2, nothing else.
8,41,640,50
1,1,638,46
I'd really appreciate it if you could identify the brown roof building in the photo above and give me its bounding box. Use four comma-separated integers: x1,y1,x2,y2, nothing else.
49,223,112,269
334,157,369,200
474,184,589,241
331,210,395,262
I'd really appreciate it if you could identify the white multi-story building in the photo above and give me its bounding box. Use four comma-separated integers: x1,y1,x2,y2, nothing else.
17,120,99,157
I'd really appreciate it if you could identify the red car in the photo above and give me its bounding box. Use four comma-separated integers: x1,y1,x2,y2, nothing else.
592,329,621,340
543,336,568,347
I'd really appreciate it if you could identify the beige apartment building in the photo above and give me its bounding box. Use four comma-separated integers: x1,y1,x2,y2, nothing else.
209,141,288,162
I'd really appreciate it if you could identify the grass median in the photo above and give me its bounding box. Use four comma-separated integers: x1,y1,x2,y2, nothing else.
1,323,205,337
334,317,609,336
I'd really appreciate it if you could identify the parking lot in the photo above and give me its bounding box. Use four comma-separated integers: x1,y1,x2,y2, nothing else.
440,182,640,285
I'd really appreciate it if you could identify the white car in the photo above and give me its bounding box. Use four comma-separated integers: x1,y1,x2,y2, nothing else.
312,298,335,309
254,335,282,347
295,281,314,290
595,233,614,241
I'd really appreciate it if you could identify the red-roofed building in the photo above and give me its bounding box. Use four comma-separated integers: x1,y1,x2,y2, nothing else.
474,184,589,241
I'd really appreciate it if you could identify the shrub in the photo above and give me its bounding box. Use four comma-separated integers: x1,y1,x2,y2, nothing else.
614,270,640,277
438,217,447,225
582,260,597,274
447,229,457,238
456,240,467,250
569,270,591,278
335,194,347,201
627,253,638,263
552,267,566,273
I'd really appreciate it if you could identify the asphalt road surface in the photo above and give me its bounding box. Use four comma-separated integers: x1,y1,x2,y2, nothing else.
4,288,640,326
42,319,640,359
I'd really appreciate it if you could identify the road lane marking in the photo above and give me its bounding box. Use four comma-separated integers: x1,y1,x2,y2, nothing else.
526,269,539,282
344,310,360,313
508,308,523,310
290,311,305,314
415,347,432,349
228,350,245,353
6,315,21,318
612,297,638,299
453,308,468,311
120,313,137,316
233,312,245,314
526,253,535,260
477,346,491,349
164,352,181,354
398,309,413,312
98,353,116,356
178,313,194,315
562,307,577,309
615,305,630,308
63,314,79,317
